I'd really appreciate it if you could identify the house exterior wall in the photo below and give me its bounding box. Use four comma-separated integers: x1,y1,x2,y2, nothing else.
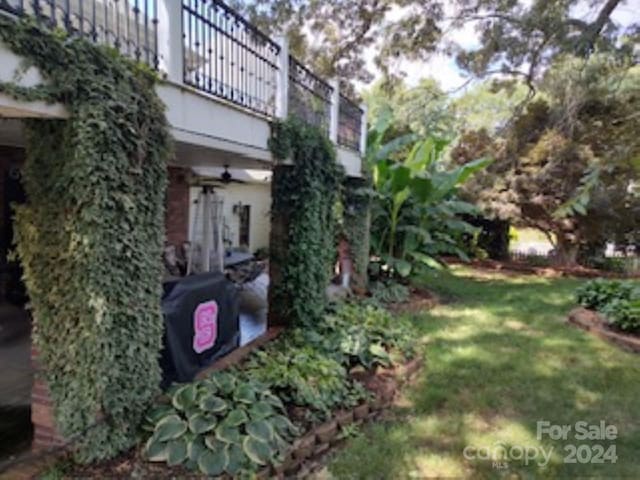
188,182,271,254
0,39,363,176
0,45,68,119
165,166,190,247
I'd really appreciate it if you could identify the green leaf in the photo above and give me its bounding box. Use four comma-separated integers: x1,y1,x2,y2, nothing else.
172,384,198,411
204,435,224,451
390,165,411,193
372,133,418,163
144,404,176,426
225,408,249,426
408,251,444,270
225,443,248,475
188,413,216,434
166,437,188,466
154,414,187,442
405,138,435,173
369,343,391,365
188,437,207,462
272,431,290,452
249,401,274,420
211,372,236,394
199,395,227,413
453,156,493,185
242,436,273,466
215,424,242,444
233,383,257,404
246,419,273,442
394,259,412,277
409,176,434,203
261,392,285,410
144,436,168,462
271,415,298,438
198,448,228,476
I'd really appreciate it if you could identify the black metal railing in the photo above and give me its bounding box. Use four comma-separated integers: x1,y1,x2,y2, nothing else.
338,95,362,151
288,55,333,134
182,0,280,117
0,0,159,68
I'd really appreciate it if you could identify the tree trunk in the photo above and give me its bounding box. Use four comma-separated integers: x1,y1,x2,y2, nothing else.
554,235,580,267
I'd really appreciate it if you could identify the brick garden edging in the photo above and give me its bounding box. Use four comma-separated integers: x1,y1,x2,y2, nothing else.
268,356,424,479
568,307,640,353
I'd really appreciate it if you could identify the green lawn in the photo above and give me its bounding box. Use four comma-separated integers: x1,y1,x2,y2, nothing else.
327,267,640,479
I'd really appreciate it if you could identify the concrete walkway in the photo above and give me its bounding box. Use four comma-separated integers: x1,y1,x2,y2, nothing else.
0,304,33,463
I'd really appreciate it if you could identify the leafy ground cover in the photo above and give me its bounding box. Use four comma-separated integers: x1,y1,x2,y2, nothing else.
576,279,640,332
327,266,640,479
52,303,416,478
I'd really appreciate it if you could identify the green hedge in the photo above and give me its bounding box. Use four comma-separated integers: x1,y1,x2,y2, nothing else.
0,18,171,461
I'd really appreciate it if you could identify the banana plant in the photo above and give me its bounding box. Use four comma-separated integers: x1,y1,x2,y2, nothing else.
367,107,492,277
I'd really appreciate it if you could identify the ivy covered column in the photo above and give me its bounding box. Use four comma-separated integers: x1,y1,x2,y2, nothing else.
267,119,344,327
0,19,171,461
343,177,372,291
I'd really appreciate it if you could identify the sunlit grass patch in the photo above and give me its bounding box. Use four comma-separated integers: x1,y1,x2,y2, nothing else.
327,267,640,479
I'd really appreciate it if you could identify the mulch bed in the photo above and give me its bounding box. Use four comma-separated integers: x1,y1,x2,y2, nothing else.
444,257,639,279
567,307,640,353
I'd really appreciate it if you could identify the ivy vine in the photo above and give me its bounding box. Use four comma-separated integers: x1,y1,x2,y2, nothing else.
268,118,344,327
342,177,372,290
0,18,171,461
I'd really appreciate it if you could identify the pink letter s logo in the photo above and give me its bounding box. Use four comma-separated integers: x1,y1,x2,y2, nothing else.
193,300,218,353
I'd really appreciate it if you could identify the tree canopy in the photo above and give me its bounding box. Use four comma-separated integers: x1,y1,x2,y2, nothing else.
233,0,638,90
452,55,640,264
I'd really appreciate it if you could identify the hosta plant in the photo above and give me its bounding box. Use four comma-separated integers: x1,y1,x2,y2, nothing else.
575,279,638,310
143,371,298,476
601,298,640,332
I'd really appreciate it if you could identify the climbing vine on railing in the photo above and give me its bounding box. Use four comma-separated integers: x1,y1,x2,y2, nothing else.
268,117,344,327
0,18,171,461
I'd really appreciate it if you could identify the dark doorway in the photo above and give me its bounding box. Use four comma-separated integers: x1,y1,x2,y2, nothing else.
0,147,33,464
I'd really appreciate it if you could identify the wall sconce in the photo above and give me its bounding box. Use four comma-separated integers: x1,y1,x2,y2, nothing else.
232,201,243,215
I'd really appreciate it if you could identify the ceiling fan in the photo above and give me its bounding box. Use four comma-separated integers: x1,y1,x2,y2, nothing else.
219,165,246,184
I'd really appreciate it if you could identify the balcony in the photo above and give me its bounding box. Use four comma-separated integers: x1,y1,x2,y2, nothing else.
0,0,366,175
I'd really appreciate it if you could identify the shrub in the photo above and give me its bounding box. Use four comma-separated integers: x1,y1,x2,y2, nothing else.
143,371,298,476
244,338,368,423
601,299,640,332
575,279,637,310
575,279,640,332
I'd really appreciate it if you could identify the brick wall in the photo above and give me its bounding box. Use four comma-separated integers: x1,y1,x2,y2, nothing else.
165,166,190,247
31,347,65,450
